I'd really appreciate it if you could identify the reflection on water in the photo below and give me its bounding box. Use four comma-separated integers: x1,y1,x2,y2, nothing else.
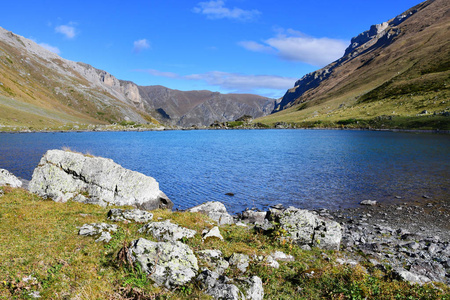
0,130,449,212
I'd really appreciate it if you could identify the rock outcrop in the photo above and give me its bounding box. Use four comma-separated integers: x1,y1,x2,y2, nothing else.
138,220,196,242
269,206,342,250
29,149,173,210
0,169,22,188
107,208,153,223
129,238,198,288
188,201,234,226
196,250,229,275
78,223,118,243
196,269,264,300
272,0,443,113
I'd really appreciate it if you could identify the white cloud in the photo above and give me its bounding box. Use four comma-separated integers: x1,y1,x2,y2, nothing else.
133,39,151,53
38,43,60,55
136,68,295,92
240,29,349,66
55,24,76,39
185,71,295,91
193,0,260,21
238,41,274,54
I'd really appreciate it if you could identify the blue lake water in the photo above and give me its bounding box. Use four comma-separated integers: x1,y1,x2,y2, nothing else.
0,129,449,213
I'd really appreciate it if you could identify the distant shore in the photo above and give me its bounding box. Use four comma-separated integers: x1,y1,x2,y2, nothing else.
1,126,449,134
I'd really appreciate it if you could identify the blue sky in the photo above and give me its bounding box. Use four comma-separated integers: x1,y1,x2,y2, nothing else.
2,0,423,98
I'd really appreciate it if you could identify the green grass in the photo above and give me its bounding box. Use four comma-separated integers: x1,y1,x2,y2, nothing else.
0,186,448,299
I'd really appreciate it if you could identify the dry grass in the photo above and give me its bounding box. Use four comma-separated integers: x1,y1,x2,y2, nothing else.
0,186,448,299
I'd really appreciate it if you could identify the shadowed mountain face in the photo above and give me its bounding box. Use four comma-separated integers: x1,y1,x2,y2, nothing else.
0,27,273,128
138,85,275,127
268,0,449,125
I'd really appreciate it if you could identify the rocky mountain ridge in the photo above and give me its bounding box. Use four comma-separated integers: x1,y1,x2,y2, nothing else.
267,0,450,129
0,27,273,128
273,3,420,112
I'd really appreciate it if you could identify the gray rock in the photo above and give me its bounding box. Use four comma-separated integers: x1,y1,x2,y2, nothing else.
409,261,446,282
264,256,279,268
108,208,153,223
138,220,196,242
229,253,250,273
235,276,264,300
272,207,342,250
0,169,22,188
271,251,295,262
188,201,234,226
241,209,267,225
360,200,377,206
254,219,274,231
197,250,229,275
78,223,118,243
29,149,173,210
393,268,431,285
197,270,263,300
197,269,243,300
203,226,224,241
129,238,198,288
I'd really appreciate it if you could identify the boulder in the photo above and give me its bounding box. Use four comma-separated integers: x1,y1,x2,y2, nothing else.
78,223,118,243
197,250,229,275
270,207,342,250
270,251,295,262
203,226,224,241
129,238,198,288
393,268,431,285
197,269,243,300
241,209,267,225
108,208,153,223
229,253,250,273
0,169,22,188
235,276,264,300
188,201,234,225
197,269,264,300
29,149,173,210
360,200,377,206
138,220,196,242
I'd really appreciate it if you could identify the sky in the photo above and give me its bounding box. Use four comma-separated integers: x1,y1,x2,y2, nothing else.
2,0,424,98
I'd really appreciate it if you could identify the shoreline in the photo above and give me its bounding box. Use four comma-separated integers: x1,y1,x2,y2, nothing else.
1,126,449,134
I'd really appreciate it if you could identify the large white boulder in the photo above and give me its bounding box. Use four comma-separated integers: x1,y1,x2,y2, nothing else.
29,149,173,210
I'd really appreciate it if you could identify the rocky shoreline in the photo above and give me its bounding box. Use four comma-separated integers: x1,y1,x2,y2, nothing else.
1,150,449,298
316,199,450,285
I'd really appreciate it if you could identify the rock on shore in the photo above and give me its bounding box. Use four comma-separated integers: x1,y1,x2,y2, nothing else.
29,149,173,210
0,169,22,188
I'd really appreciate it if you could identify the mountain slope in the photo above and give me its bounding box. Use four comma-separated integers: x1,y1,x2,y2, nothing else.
0,27,153,129
261,0,450,129
0,27,273,130
138,85,274,127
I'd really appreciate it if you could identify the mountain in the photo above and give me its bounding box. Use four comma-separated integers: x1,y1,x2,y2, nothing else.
261,0,450,129
0,27,273,130
138,85,274,127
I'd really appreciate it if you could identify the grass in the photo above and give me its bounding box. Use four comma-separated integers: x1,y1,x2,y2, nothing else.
0,186,449,299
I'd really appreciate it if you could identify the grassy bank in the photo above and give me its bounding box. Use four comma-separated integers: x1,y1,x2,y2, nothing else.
0,186,449,299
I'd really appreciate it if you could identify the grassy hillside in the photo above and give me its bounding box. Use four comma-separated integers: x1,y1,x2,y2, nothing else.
1,186,448,299
0,30,160,131
258,0,450,130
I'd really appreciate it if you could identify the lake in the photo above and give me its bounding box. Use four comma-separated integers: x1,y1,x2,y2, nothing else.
0,129,449,213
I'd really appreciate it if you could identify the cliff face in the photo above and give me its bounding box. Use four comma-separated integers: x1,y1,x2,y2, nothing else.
272,0,448,114
0,27,273,128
